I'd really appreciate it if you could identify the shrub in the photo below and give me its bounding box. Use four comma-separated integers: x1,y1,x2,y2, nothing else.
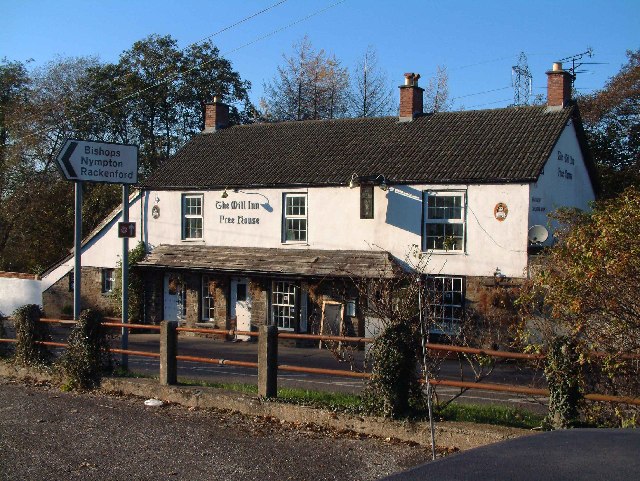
13,304,52,366
59,309,113,389
543,336,583,429
362,321,425,418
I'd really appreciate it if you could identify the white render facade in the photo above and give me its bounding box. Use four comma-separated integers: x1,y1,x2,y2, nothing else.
41,64,597,336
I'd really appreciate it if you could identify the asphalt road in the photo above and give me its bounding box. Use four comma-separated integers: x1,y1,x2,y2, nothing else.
381,429,640,481
0,378,430,481
122,332,548,412
4,324,548,412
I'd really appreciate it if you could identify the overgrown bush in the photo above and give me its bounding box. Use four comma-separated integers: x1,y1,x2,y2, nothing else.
13,304,52,366
110,241,147,322
518,188,640,427
59,309,113,389
543,336,583,429
362,321,425,418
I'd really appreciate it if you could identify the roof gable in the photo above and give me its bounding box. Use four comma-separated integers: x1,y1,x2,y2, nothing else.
141,105,576,189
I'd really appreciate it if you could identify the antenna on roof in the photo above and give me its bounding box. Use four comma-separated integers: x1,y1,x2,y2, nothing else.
557,48,603,90
511,52,532,106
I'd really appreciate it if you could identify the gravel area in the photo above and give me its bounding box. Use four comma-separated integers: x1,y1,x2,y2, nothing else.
0,378,431,481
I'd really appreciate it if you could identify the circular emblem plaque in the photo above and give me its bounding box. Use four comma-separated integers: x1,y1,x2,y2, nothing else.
494,202,508,221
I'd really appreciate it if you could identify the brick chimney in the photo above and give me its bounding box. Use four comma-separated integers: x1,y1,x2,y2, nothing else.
203,95,229,132
399,73,424,121
546,62,573,107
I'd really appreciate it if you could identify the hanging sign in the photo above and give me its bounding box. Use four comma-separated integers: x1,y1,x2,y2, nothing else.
118,222,136,238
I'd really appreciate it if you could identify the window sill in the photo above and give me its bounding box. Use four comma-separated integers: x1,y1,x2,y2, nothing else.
181,238,205,243
422,250,465,255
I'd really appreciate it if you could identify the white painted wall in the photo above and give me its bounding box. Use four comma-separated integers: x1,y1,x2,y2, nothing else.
145,182,530,278
529,120,596,244
40,122,596,285
0,277,42,316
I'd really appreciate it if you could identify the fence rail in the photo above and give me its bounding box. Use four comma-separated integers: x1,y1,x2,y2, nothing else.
1,317,639,406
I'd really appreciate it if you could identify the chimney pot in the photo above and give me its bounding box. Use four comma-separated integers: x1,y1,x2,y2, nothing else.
399,72,424,121
546,62,572,108
204,96,229,132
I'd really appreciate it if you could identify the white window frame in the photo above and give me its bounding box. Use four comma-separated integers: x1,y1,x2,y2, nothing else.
426,275,464,335
101,268,115,294
282,193,307,243
423,190,466,252
182,193,203,240
201,275,215,322
271,280,298,331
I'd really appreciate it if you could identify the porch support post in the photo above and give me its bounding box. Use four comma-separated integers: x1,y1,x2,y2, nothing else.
258,325,278,398
160,320,178,385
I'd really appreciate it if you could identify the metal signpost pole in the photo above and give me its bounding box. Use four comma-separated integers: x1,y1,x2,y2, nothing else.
73,181,82,320
56,138,138,364
121,184,129,369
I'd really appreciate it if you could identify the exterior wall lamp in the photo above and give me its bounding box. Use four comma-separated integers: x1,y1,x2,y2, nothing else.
221,188,229,198
376,175,388,191
348,173,359,189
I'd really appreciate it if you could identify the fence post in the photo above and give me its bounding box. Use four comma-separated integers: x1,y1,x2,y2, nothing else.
258,325,278,398
160,321,178,385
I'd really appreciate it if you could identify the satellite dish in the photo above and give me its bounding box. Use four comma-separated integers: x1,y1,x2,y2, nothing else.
528,225,549,243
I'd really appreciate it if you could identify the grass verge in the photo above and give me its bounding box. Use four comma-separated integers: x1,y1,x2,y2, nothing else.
177,377,542,428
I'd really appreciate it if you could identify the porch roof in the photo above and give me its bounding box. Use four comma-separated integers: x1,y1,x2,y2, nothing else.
136,245,398,279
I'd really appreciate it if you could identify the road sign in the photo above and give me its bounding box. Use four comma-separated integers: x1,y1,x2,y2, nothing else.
56,139,138,184
118,222,136,238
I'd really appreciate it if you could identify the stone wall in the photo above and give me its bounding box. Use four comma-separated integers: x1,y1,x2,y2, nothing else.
42,267,118,318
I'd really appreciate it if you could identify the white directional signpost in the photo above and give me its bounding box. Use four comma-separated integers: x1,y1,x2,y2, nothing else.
56,139,138,368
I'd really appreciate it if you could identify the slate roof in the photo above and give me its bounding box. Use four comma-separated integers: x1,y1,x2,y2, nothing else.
137,245,398,279
140,105,580,190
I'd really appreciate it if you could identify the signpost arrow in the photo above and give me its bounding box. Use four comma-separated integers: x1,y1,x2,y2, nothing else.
56,138,139,368
59,141,78,178
55,139,138,184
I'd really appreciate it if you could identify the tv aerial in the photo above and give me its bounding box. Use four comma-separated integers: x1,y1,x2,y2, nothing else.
528,225,549,244
557,48,606,89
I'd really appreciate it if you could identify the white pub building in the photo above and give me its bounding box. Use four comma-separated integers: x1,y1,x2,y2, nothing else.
42,63,597,340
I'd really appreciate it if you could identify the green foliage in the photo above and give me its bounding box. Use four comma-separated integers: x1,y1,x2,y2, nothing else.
59,309,113,389
519,188,640,426
578,49,639,197
110,241,147,322
435,403,543,430
543,336,583,429
12,304,51,366
0,35,253,273
362,322,425,418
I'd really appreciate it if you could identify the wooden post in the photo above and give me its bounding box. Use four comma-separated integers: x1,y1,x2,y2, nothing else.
258,325,278,398
160,321,178,385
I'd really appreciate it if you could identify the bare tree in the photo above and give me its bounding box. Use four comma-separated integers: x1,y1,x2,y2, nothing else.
261,36,349,121
423,65,452,113
348,46,395,117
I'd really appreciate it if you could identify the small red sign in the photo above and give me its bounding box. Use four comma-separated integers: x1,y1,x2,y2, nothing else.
118,222,136,238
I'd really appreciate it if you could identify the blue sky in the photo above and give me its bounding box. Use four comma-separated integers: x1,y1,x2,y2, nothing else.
2,0,638,110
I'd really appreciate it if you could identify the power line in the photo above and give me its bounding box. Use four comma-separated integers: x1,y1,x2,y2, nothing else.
463,98,513,109
451,86,511,100
17,0,290,130
17,0,343,144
